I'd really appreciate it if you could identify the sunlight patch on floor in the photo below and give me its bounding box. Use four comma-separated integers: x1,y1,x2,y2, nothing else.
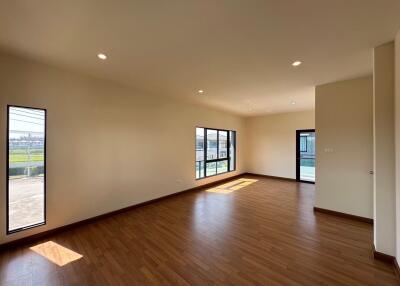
206,178,258,194
30,241,83,266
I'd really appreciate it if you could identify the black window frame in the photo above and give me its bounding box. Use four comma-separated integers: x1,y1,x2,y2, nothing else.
296,129,315,184
6,105,47,235
195,127,236,180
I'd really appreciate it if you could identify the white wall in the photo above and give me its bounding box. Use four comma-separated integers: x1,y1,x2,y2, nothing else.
315,76,373,219
0,51,246,244
373,42,396,256
245,111,315,179
2,41,396,252
395,32,400,262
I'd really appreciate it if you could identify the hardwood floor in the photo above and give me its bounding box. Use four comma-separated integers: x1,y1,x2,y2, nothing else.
0,175,398,285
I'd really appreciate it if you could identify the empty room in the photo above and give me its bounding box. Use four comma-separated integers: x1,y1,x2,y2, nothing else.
1,1,400,285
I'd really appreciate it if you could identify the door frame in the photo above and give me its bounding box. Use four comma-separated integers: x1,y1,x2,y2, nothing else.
296,129,315,184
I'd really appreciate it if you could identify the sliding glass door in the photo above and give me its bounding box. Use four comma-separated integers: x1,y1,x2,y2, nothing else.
296,129,315,183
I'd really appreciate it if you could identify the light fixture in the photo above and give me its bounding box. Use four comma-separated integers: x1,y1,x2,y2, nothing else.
97,53,107,60
198,89,204,94
291,101,296,105
292,61,302,67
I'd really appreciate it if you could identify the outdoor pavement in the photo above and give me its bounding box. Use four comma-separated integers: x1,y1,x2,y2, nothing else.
8,177,44,231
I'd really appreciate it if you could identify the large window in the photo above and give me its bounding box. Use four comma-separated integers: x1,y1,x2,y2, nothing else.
196,127,236,179
7,106,46,234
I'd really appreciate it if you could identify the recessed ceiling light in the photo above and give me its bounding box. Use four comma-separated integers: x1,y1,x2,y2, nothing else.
97,53,107,60
292,61,302,67
291,101,296,105
198,89,204,94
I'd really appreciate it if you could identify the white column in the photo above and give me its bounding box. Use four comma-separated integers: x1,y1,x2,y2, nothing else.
373,41,396,256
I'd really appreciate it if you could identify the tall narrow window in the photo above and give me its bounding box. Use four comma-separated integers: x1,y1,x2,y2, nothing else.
217,130,228,174
196,128,205,179
7,106,46,234
195,127,236,179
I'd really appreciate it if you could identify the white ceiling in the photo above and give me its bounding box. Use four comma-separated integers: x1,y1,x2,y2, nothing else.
1,0,400,116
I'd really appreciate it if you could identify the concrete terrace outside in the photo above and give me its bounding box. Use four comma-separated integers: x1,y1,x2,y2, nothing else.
8,177,44,231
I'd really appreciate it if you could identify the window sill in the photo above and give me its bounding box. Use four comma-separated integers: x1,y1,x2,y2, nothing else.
196,170,236,180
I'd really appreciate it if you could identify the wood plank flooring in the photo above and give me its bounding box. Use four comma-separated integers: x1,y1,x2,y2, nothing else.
0,175,398,285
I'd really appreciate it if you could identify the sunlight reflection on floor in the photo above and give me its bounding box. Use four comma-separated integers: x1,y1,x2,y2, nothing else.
30,241,83,266
205,178,258,194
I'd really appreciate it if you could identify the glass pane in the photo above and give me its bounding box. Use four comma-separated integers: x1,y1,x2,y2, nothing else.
196,128,205,179
217,160,228,174
218,131,227,158
8,106,45,232
196,161,204,179
206,162,217,177
229,131,236,171
299,131,315,182
207,129,218,160
300,136,307,152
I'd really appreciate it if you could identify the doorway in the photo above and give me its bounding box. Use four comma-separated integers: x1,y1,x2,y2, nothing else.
296,129,315,183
